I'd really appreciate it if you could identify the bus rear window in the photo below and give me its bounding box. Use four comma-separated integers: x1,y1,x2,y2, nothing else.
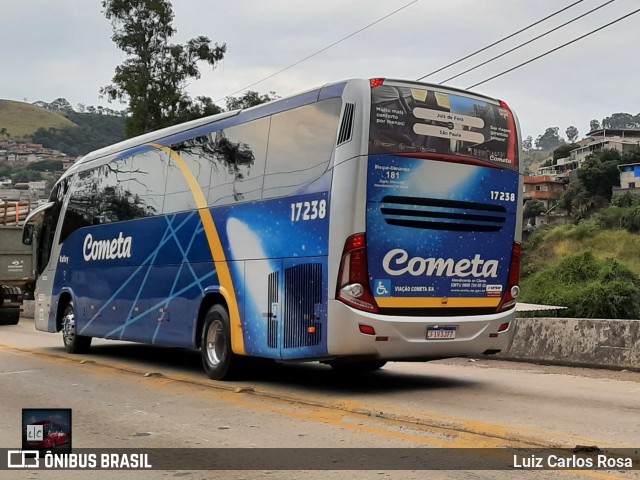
369,84,518,169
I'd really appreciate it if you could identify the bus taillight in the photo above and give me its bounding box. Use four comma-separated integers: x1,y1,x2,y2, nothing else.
497,242,521,312
370,78,385,89
337,233,379,313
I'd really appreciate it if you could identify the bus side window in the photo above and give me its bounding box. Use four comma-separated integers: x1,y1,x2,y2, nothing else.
59,160,148,243
206,117,269,206
171,135,214,208
262,98,342,199
123,152,166,217
163,147,198,214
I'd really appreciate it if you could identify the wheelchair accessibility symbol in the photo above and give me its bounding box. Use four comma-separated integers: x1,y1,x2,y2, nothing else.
375,279,391,297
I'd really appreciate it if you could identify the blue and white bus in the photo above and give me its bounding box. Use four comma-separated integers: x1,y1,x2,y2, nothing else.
24,78,522,380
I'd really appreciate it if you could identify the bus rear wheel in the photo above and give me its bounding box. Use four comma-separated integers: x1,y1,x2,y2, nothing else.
61,303,92,354
200,304,240,380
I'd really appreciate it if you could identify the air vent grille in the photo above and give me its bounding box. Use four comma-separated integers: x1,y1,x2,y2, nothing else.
337,103,355,145
380,195,507,232
283,263,322,348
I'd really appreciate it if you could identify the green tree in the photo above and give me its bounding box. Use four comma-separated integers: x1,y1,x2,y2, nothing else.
540,158,553,168
11,170,44,182
558,181,592,219
578,149,622,201
553,143,579,161
523,199,546,219
225,90,279,111
565,125,579,143
621,147,640,165
171,96,223,124
589,119,600,132
602,112,639,129
28,160,64,172
100,0,226,137
611,191,640,208
535,127,563,150
522,135,533,151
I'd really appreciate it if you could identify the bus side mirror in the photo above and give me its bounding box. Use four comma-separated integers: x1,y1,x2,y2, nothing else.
22,224,34,245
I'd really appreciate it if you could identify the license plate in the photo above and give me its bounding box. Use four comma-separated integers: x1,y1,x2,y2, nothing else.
426,327,456,340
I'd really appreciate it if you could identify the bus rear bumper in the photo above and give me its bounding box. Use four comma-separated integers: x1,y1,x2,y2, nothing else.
326,300,516,361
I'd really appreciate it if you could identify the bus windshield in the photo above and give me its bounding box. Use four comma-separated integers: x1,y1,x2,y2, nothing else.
369,81,518,170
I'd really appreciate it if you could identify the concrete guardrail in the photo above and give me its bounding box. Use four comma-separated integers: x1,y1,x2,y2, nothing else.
499,317,640,372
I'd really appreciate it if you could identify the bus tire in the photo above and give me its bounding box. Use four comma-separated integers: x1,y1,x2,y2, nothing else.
329,360,387,373
200,304,238,380
61,303,92,354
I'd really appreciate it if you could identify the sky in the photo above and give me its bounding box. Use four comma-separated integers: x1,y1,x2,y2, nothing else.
1,0,638,141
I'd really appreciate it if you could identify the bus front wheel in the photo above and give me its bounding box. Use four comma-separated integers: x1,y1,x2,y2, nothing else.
61,303,92,354
200,304,239,380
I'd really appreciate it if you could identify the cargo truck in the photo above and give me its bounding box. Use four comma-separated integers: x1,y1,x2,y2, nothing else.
0,200,35,325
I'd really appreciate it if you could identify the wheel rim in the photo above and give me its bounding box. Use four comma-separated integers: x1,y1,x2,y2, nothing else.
62,309,75,345
205,319,226,367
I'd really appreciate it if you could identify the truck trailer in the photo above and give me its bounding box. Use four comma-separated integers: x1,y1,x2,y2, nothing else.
0,200,35,325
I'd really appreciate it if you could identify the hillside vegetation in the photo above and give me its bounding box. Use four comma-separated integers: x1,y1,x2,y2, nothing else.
520,223,640,319
523,223,640,277
0,100,75,138
0,99,126,156
31,111,125,156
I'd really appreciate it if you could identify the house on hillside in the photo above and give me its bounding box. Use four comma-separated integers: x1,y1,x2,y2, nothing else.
536,130,640,183
523,175,570,228
570,128,640,167
523,175,566,210
613,163,640,199
537,158,575,182
22,153,38,163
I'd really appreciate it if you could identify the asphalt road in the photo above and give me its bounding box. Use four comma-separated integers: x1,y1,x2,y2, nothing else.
1,316,638,480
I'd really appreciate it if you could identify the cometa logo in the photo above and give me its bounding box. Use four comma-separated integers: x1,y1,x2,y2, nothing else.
382,248,499,278
83,232,132,261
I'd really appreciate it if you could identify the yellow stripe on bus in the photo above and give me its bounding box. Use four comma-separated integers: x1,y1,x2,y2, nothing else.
375,297,501,308
148,143,245,355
